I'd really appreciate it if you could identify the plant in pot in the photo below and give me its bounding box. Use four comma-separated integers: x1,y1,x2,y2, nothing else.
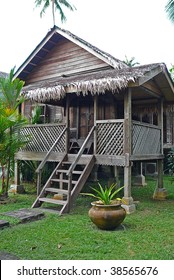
82,182,126,230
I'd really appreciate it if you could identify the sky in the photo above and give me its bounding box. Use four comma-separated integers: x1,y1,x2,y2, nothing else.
0,0,174,73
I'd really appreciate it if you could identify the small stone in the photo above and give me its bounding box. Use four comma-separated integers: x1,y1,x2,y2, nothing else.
0,251,20,260
4,208,45,223
0,220,10,229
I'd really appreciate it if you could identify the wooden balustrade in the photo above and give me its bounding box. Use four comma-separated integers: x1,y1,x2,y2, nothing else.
96,119,124,156
20,123,66,153
18,120,162,163
132,121,161,155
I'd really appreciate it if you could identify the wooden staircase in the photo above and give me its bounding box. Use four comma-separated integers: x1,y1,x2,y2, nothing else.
32,154,95,214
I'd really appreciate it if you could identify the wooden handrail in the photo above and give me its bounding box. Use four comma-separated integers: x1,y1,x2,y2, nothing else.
132,120,161,130
67,126,95,176
36,126,67,173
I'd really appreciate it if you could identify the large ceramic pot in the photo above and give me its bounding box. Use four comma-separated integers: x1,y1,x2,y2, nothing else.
88,201,126,230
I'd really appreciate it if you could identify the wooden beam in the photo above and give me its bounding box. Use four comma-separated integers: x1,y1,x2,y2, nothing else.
140,85,161,99
128,66,163,88
123,88,135,213
130,154,164,161
158,99,164,152
138,66,162,86
65,93,70,153
13,29,57,79
14,160,20,186
163,69,174,95
124,88,132,155
141,80,162,96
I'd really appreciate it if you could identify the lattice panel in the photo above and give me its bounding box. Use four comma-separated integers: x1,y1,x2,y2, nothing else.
20,124,66,152
96,121,124,155
132,122,161,155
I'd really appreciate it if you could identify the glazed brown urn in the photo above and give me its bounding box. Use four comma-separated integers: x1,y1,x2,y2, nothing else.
88,201,126,230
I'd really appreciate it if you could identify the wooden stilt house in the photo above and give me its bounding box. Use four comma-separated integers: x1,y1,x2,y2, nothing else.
14,26,174,214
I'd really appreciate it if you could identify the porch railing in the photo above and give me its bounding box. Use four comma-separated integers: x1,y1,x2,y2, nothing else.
19,120,162,158
20,123,66,153
96,119,124,156
132,121,161,155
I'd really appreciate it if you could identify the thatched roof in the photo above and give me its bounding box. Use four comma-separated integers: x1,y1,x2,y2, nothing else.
22,63,166,102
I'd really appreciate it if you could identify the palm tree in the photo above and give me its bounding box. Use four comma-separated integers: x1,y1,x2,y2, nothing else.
165,0,174,23
0,68,28,196
123,55,140,67
34,0,76,26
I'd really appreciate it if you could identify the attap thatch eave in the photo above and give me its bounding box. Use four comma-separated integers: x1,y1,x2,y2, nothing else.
22,63,171,103
22,67,148,102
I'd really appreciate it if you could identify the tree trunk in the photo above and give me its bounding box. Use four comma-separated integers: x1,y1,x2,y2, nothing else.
6,127,12,195
1,165,8,198
51,0,55,26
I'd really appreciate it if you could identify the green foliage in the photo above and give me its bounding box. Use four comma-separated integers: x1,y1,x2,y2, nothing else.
166,147,174,175
123,55,140,67
0,176,174,259
20,160,38,185
34,0,76,24
31,106,42,124
0,68,28,194
165,0,174,23
0,68,25,110
82,182,124,205
169,64,174,81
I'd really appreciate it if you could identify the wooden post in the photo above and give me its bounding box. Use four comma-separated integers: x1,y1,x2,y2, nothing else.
14,160,20,186
65,93,70,153
93,95,98,180
67,173,72,213
93,95,98,154
153,99,167,200
157,98,164,188
37,170,42,196
123,88,135,213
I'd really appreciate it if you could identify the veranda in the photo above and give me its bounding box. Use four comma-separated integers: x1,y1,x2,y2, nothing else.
15,87,164,214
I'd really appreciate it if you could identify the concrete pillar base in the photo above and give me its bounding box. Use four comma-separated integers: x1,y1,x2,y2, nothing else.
133,174,147,187
8,184,25,194
122,196,136,214
153,188,167,200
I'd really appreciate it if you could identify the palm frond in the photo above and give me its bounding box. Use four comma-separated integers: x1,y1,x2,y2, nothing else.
58,0,76,11
165,0,174,23
55,2,67,22
36,0,50,17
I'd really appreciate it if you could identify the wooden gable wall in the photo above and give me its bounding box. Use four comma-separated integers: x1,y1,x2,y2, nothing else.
25,38,111,84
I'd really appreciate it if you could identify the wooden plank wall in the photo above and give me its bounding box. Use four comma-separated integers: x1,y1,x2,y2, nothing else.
26,38,110,84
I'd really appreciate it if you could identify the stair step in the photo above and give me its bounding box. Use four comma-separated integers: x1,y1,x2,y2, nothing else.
51,179,77,184
62,161,82,166
62,161,72,165
39,197,66,205
45,188,68,194
56,169,83,175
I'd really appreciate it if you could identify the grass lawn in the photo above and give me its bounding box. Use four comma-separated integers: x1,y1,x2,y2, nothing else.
0,176,174,260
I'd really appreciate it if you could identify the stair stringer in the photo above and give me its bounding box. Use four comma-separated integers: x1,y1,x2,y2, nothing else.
32,154,67,208
60,155,96,214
